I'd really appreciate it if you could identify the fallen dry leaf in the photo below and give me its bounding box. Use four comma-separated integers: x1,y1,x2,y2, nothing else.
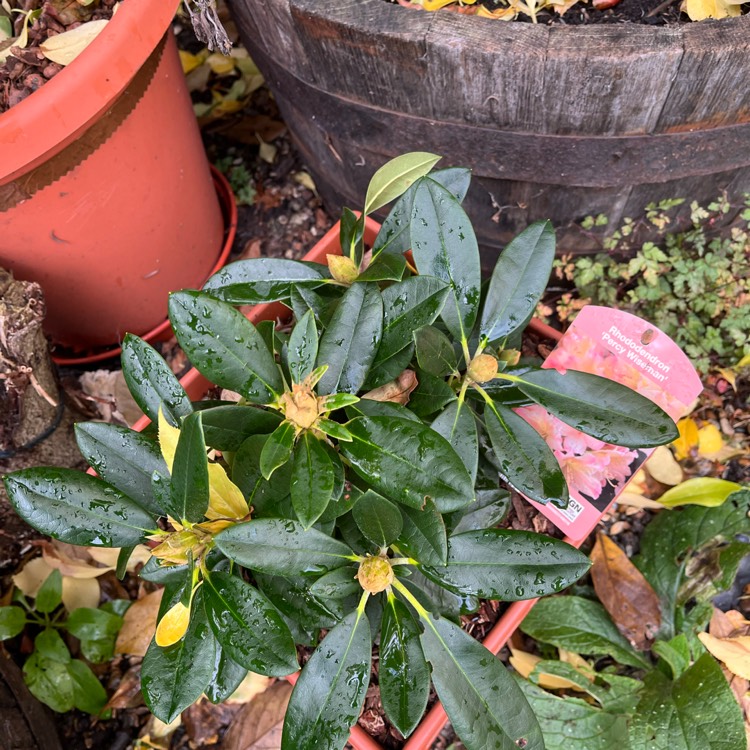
673,417,699,460
590,532,661,651
698,632,750,680
363,370,418,405
61,576,100,611
115,589,163,657
226,672,272,704
40,18,108,65
105,664,143,710
13,556,56,599
509,648,587,691
223,681,293,750
645,446,683,486
615,492,666,510
710,608,750,639
184,698,242,747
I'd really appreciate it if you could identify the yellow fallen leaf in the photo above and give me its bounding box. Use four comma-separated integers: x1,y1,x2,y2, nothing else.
657,477,742,508
258,136,277,165
294,171,317,194
62,576,100,611
13,557,56,599
225,672,271,704
616,492,668,511
509,648,584,690
206,52,236,75
685,0,740,18
42,541,112,579
88,545,151,572
697,423,724,457
672,418,699,461
737,353,750,369
558,649,592,674
40,18,108,66
698,632,750,680
716,368,737,392
116,589,163,656
645,446,683,486
179,49,205,75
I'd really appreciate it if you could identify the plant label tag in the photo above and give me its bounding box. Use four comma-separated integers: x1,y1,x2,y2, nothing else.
517,306,702,542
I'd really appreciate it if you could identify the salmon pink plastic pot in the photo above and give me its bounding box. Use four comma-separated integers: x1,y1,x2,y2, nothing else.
0,0,224,350
129,217,568,750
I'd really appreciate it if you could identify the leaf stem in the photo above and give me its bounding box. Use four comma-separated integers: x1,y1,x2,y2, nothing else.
356,589,370,614
391,578,429,619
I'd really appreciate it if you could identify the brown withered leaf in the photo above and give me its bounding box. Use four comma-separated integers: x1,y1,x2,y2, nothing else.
115,589,163,657
105,664,144,710
362,370,418,405
184,698,242,747
222,681,293,750
590,532,661,650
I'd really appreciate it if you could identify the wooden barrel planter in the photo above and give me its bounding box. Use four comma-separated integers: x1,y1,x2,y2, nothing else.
227,0,750,262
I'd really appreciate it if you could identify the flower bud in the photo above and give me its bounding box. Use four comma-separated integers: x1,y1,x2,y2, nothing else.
357,555,394,594
467,353,499,383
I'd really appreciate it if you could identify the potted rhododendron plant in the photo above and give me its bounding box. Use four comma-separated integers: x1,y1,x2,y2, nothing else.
3,153,679,750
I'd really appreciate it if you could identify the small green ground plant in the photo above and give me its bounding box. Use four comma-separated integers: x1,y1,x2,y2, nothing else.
4,154,678,750
0,569,126,714
516,487,750,750
556,196,750,374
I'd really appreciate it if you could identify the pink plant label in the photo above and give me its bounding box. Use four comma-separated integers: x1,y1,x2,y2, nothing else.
517,306,702,542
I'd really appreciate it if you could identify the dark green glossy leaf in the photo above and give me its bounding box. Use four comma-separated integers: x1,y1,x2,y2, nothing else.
205,647,247,704
167,411,209,523
352,490,403,548
141,590,216,724
431,400,478,485
373,169,472,257
121,334,192,426
630,653,745,750
520,596,650,669
282,608,371,750
400,568,478,619
375,276,449,367
517,677,630,750
202,258,325,304
316,282,383,395
203,571,298,676
380,596,429,737
169,291,283,404
116,546,134,580
414,325,458,377
23,650,74,713
348,398,420,422
232,434,293,516
363,343,415,390
0,607,26,639
406,369,456,418
357,252,407,282
480,221,555,344
200,405,282,452
75,422,165,516
68,660,107,714
139,557,189,585
450,488,510,535
337,511,379,556
420,613,544,750
291,433,334,529
215,519,354,576
256,573,343,630
484,403,568,507
288,310,319,384
515,368,679,447
339,208,365,263
634,489,750,639
4,469,154,547
260,421,296,480
341,416,474,513
410,179,481,342
35,628,70,662
35,570,62,613
290,284,339,329
309,566,360,600
65,608,122,641
395,499,447,566
420,529,591,601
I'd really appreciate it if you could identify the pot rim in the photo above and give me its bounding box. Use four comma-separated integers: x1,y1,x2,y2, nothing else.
0,0,180,184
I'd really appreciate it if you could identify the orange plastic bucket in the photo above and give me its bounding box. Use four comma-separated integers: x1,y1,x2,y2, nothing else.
0,0,223,349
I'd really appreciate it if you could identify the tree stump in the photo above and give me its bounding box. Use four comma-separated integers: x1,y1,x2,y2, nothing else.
0,268,61,458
